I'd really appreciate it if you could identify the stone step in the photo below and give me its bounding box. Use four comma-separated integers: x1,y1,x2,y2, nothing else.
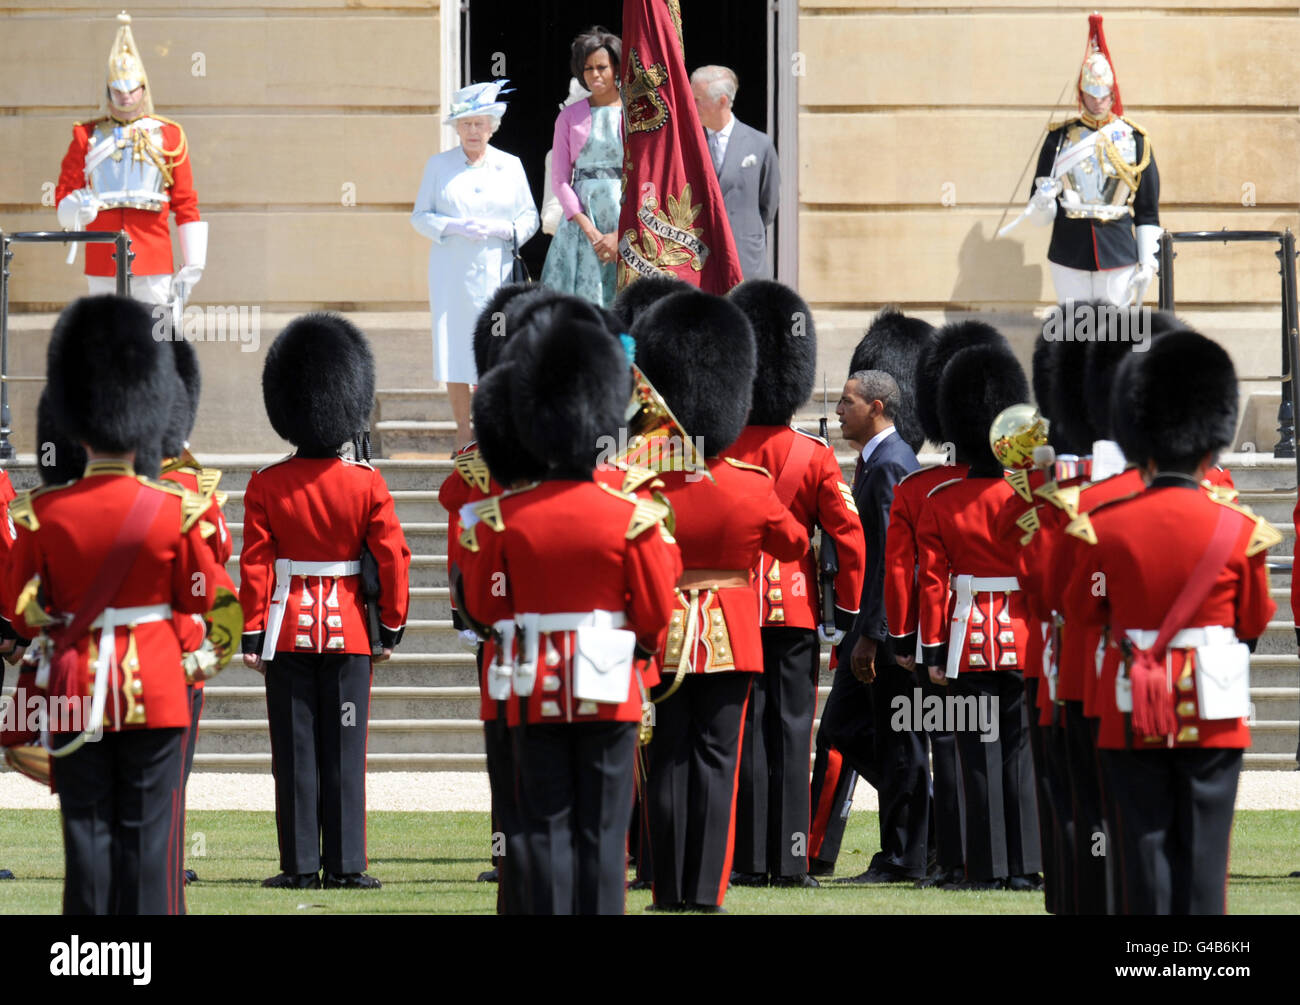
196,717,485,756
193,752,486,773
376,388,454,424
202,685,480,720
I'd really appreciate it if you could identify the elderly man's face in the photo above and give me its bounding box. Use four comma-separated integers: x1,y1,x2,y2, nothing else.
691,79,727,131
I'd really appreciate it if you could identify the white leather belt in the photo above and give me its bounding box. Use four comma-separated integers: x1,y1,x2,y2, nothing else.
1126,626,1238,650
262,558,362,660
47,604,174,760
947,575,1020,679
531,610,627,632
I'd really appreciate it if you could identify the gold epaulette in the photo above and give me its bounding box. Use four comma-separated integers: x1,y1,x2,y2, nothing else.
196,466,222,501
144,478,208,533
1035,481,1081,521
457,493,508,554
723,457,771,478
628,496,675,543
620,465,660,494
1124,116,1148,137
1064,512,1097,545
1005,468,1033,503
1048,117,1078,133
1202,480,1239,504
454,447,491,494
1015,507,1041,546
1207,495,1283,558
8,490,41,532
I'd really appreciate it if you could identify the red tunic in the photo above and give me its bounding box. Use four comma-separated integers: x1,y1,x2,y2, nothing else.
916,475,1030,674
239,455,411,656
5,462,219,732
884,463,969,655
1062,482,1276,750
654,458,808,677
727,426,866,630
55,117,200,278
162,458,238,684
458,479,682,726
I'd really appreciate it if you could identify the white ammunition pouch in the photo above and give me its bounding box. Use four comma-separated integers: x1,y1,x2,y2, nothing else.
494,610,630,702
1124,626,1249,721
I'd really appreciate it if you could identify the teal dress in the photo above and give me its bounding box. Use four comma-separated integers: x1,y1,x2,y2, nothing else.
540,104,623,308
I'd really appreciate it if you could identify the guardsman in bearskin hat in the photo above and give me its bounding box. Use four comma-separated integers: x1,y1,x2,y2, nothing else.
724,281,866,889
55,12,206,307
4,295,220,914
915,339,1042,890
1018,15,1160,306
241,314,411,890
1062,329,1278,914
630,289,807,912
151,339,241,887
809,307,936,883
456,301,680,915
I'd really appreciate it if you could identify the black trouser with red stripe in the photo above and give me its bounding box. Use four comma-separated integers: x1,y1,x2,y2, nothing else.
513,720,638,915
809,745,857,869
950,671,1041,881
1100,747,1241,915
484,708,528,914
646,672,753,908
1023,676,1060,912
1063,699,1108,914
265,652,371,875
733,628,820,878
53,727,187,915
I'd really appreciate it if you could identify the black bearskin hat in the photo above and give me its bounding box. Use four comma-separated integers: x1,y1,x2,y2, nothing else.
262,312,375,456
1083,308,1186,443
612,275,690,331
632,289,756,457
506,300,630,478
471,361,547,487
471,281,535,376
1112,328,1238,472
728,279,816,427
848,307,932,452
160,338,201,459
46,295,174,459
35,388,87,486
937,344,1029,471
915,320,1009,446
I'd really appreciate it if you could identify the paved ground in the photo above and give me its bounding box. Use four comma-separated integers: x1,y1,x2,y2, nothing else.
1,769,1297,812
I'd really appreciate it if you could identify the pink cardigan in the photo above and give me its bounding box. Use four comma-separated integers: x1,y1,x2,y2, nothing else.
551,100,625,221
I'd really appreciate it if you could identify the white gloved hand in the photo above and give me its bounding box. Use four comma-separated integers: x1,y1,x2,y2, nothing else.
1136,224,1163,273
169,264,204,305
817,625,845,647
1124,263,1155,306
457,628,483,652
444,218,489,241
56,188,103,230
1027,176,1061,225
475,219,516,242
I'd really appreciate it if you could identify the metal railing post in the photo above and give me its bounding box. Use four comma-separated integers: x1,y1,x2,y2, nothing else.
1279,229,1300,478
1157,230,1175,311
0,231,12,461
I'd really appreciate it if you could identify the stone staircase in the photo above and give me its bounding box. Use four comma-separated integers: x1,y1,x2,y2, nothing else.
4,386,1296,771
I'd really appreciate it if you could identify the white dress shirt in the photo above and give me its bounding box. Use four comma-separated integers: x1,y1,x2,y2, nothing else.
859,425,896,468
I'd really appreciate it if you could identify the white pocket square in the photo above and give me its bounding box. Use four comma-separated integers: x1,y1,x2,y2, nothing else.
741,153,758,168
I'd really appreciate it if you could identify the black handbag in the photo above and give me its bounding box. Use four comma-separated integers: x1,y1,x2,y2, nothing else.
510,230,532,285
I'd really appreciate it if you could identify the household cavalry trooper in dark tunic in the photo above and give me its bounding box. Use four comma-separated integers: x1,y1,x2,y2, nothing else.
1020,14,1160,307
3,295,222,915
458,300,681,915
631,289,808,913
240,314,411,891
725,280,866,889
1062,329,1279,914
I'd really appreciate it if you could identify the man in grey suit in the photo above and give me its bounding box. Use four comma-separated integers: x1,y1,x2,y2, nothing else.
690,65,780,280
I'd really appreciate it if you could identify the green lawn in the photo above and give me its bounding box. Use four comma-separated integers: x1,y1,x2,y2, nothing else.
0,808,1295,914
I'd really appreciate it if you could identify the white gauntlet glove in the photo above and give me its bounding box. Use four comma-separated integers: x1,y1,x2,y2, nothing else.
56,188,103,231
1027,177,1061,226
170,221,208,305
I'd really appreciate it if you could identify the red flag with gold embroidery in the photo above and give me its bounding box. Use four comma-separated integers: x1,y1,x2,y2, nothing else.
617,0,744,294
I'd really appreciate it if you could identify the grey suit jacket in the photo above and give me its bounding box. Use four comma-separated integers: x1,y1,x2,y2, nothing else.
715,118,780,280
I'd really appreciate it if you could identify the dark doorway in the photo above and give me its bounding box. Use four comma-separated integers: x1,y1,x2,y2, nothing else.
467,0,771,279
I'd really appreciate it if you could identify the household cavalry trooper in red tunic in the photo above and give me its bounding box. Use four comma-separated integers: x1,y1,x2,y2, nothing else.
457,301,682,915
725,280,866,890
4,295,221,915
916,338,1042,891
240,314,411,891
1019,15,1160,307
55,12,205,308
1062,330,1279,914
630,289,808,913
